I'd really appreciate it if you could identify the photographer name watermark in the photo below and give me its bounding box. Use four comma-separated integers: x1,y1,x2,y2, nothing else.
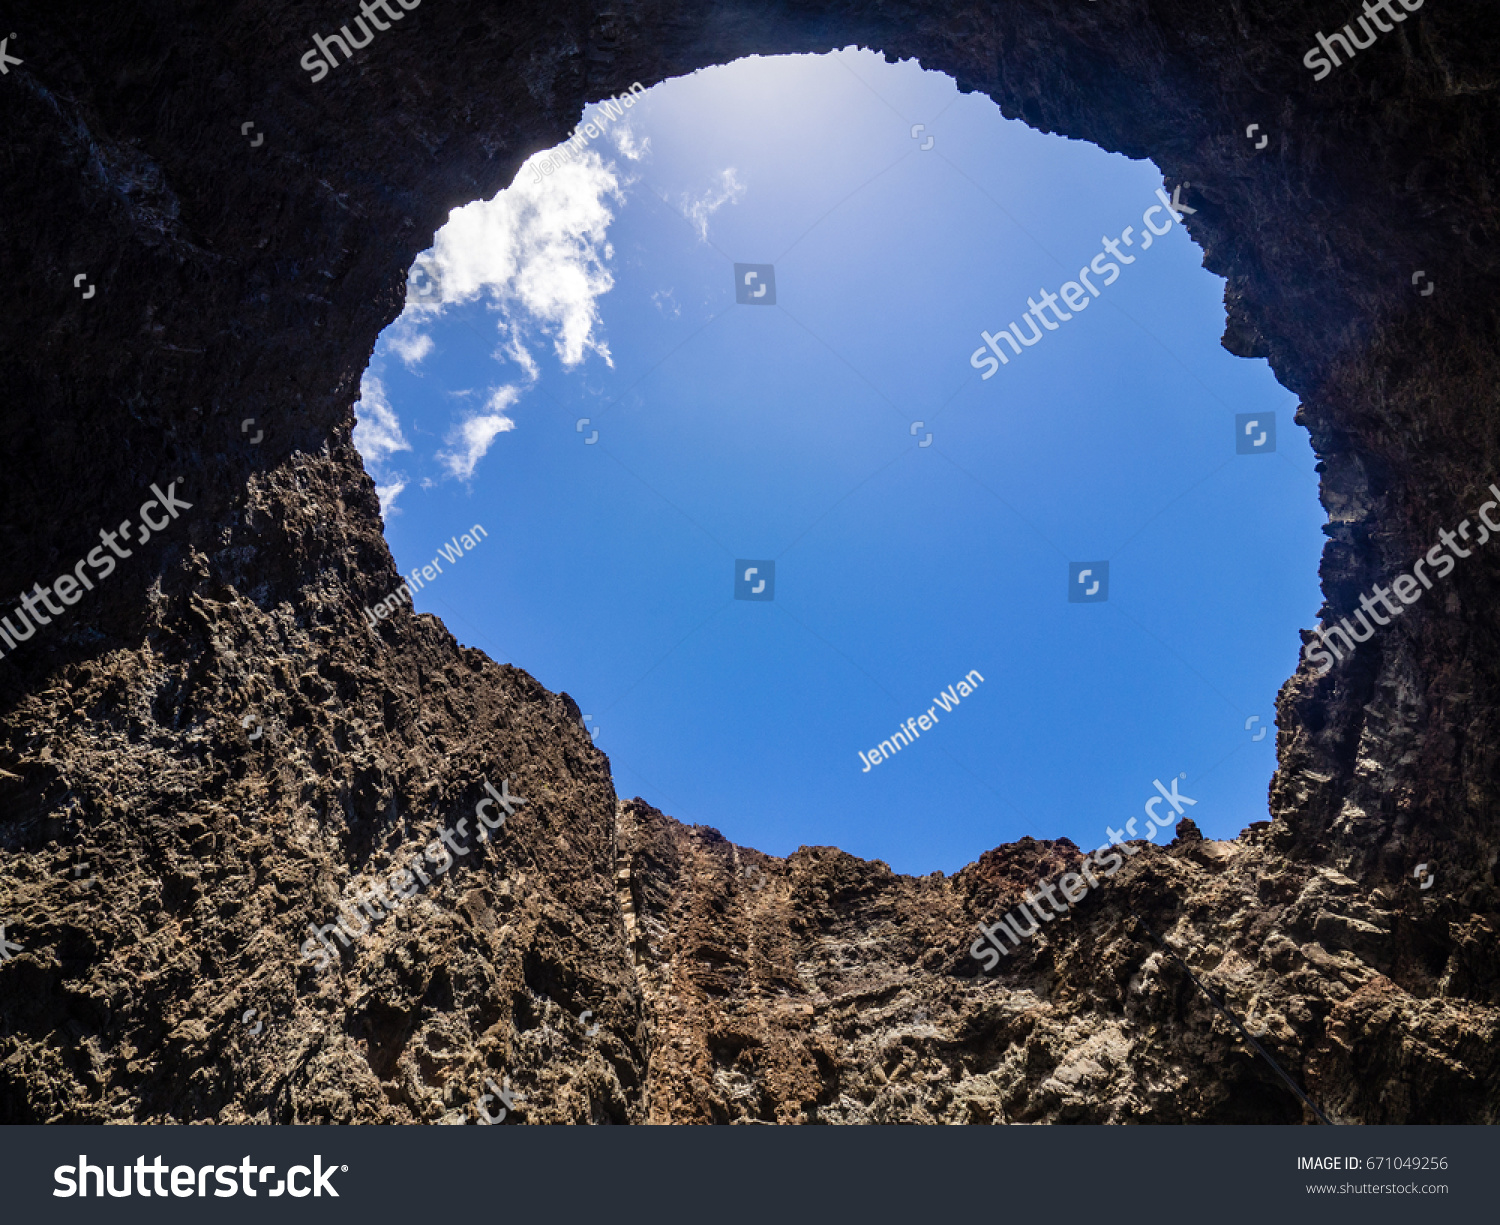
529,83,647,182
859,669,984,772
365,523,487,629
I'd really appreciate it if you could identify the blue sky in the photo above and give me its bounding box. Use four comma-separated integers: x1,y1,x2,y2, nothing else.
355,49,1326,876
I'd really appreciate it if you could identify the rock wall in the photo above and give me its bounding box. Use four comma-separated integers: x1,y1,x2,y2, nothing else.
0,0,1496,1123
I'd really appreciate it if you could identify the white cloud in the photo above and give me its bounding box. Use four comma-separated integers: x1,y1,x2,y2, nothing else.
375,479,407,517
388,329,433,368
398,147,623,372
437,386,521,480
497,327,540,384
681,168,746,242
362,108,639,484
354,375,413,513
354,374,410,466
612,122,651,162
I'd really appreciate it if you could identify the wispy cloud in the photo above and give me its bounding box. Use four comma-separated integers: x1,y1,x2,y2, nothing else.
354,374,410,466
361,112,637,486
437,386,520,481
680,168,746,242
611,121,651,163
354,373,412,513
374,479,407,517
388,329,433,368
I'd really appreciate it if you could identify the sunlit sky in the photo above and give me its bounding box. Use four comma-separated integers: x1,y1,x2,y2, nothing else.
355,49,1325,876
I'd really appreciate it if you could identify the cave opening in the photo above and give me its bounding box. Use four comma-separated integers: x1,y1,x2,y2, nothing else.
353,49,1325,875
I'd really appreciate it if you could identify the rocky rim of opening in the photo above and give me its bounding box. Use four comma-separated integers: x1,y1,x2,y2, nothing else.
0,1,1496,1123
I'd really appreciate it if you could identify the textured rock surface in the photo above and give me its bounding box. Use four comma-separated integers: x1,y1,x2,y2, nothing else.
1,0,1497,1123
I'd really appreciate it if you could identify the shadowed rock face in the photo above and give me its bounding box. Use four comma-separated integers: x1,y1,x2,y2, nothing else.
0,0,1496,1124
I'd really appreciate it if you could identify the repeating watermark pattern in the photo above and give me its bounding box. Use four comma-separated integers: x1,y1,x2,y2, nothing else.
365,523,487,629
739,864,767,891
0,32,21,74
859,669,985,772
1303,0,1428,81
910,123,935,150
0,922,21,963
300,0,424,83
1069,561,1108,603
1245,123,1270,151
54,1156,345,1198
734,263,776,305
528,83,646,182
1236,411,1277,454
241,1008,264,1037
575,417,599,443
236,708,287,749
406,257,443,301
1412,270,1434,296
970,774,1196,969
910,421,932,446
1413,863,1435,890
0,479,191,665
734,560,775,601
73,272,95,299
446,1009,598,1125
1108,774,1197,847
582,714,600,740
970,185,1194,378
298,775,526,970
475,1076,523,1124
1244,715,1269,742
1303,483,1500,675
240,121,263,148
241,417,264,444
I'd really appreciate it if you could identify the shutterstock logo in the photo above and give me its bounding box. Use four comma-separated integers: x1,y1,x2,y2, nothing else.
54,1154,345,1198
